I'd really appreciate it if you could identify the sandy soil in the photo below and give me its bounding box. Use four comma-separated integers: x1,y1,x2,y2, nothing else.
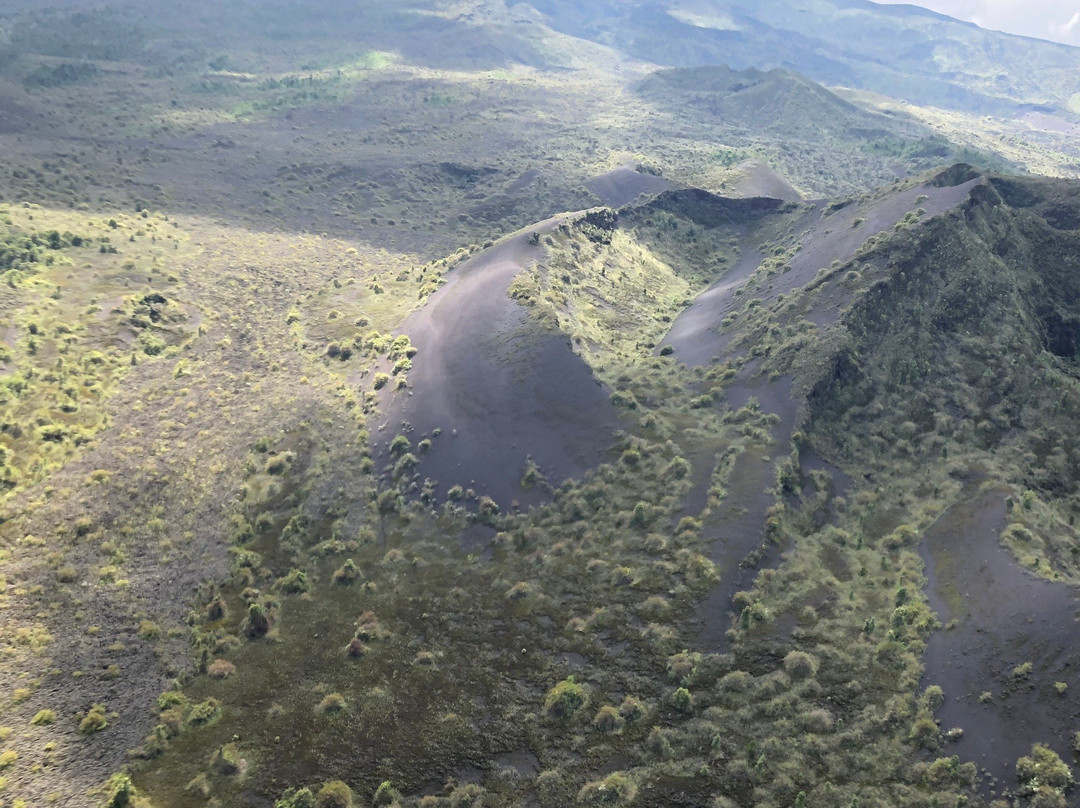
726,160,803,203
1020,111,1080,136
776,175,985,326
658,244,763,366
377,214,626,508
921,485,1080,793
662,174,985,367
584,165,673,208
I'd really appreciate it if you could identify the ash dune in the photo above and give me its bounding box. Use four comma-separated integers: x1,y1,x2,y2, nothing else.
584,165,674,208
376,214,626,508
723,160,804,203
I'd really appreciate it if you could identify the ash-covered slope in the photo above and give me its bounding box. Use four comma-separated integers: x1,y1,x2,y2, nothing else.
760,170,1080,791
618,166,1080,793
375,213,628,509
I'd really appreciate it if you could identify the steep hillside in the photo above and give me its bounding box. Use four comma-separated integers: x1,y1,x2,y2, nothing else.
724,169,1080,790
373,213,628,509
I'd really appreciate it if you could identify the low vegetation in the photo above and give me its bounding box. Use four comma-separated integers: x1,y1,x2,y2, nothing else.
0,1,1075,807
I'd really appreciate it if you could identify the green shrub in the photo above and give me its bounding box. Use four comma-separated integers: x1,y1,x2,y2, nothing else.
315,780,354,808
630,501,653,528
544,677,587,720
276,788,316,808
210,742,246,776
186,773,212,798
592,705,623,733
1012,661,1034,679
672,687,693,713
78,704,108,734
1017,743,1073,803
332,559,360,584
665,457,691,479
388,335,412,358
448,783,485,808
908,717,940,751
206,596,228,621
577,772,636,805
31,709,56,725
245,603,270,637
100,773,135,808
783,651,817,680
478,496,499,520
186,698,221,727
521,459,542,488
372,781,399,807
277,568,309,594
265,453,292,475
392,453,418,477
138,332,166,356
618,696,645,723
316,693,346,714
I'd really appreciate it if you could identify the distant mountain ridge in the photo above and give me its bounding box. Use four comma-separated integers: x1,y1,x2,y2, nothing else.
525,0,1080,116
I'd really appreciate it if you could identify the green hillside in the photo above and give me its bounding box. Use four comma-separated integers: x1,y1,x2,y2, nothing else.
0,1,1078,807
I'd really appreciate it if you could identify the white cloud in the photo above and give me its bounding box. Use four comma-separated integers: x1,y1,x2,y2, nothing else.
1054,10,1080,34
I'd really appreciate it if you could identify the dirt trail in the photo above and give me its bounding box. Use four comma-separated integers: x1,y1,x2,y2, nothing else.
921,487,1080,793
377,214,625,508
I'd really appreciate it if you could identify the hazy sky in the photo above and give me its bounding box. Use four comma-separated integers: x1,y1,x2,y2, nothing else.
872,0,1080,46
